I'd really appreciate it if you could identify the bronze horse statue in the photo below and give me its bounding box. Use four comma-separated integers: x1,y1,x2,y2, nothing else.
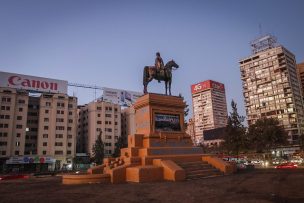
143,60,179,95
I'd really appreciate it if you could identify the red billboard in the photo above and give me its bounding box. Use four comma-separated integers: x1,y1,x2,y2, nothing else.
191,80,225,94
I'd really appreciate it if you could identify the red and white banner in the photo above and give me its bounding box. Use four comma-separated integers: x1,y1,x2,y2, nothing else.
191,80,225,94
0,71,68,94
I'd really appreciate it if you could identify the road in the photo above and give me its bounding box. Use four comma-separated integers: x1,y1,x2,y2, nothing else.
0,169,304,203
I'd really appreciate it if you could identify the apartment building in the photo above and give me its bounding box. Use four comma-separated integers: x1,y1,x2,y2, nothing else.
77,100,121,157
239,35,304,144
297,62,304,97
191,80,228,145
0,72,77,171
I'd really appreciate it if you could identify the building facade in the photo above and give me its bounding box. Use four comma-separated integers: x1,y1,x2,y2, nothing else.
191,80,228,145
77,100,121,157
0,87,78,171
0,72,77,172
121,106,135,145
239,35,304,144
297,62,304,97
185,118,195,144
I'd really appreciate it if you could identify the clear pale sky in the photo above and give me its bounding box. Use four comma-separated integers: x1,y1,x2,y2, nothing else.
1,0,304,120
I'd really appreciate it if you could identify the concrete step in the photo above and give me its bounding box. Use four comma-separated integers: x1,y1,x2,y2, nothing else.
186,168,220,175
186,170,223,180
178,161,209,167
183,165,214,172
186,174,223,180
178,161,224,180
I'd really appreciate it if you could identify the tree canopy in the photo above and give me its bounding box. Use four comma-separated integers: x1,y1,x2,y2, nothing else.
247,117,288,153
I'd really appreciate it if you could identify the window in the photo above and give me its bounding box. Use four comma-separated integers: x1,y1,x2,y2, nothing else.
105,143,112,146
44,126,49,130
56,134,63,138
44,118,49,122
97,114,101,117
67,150,71,155
0,142,7,146
68,119,73,123
19,107,23,112
16,133,21,138
115,122,118,125
2,97,11,102
55,142,63,146
46,102,51,107
106,135,112,139
69,111,73,116
105,128,112,132
16,142,20,146
97,121,102,124
55,151,63,155
15,151,19,155
0,132,8,137
68,143,72,147
43,134,48,138
43,151,46,155
16,124,23,129
56,126,64,130
68,134,72,139
17,116,22,120
57,102,64,107
97,107,102,110
45,109,49,114
105,114,111,118
1,151,6,155
68,104,73,108
67,127,72,131
56,118,64,122
18,99,25,104
43,142,47,146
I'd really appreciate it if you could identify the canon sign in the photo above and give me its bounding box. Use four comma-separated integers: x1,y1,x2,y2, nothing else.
0,71,68,94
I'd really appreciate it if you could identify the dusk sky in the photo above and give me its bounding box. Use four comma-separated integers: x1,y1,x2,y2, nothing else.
1,0,304,120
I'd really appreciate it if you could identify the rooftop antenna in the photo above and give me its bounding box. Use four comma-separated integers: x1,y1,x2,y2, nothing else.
259,23,263,36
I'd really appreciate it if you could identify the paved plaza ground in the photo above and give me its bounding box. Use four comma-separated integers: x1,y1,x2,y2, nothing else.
1,169,304,203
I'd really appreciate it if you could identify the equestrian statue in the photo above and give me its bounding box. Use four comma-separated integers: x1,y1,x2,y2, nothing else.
143,52,179,95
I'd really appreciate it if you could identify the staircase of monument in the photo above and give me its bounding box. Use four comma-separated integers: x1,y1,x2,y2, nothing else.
178,161,223,180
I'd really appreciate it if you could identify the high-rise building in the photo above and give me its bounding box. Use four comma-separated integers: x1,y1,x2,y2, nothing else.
191,80,228,145
297,62,304,97
239,35,304,144
77,100,121,157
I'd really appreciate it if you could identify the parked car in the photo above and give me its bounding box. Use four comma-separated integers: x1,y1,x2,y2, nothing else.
275,162,298,169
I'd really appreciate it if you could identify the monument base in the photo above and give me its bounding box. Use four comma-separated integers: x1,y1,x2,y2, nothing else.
62,94,235,185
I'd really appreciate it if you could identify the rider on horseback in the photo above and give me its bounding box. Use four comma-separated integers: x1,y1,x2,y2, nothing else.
155,52,164,83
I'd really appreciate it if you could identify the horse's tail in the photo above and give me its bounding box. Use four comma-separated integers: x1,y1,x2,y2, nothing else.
143,66,149,85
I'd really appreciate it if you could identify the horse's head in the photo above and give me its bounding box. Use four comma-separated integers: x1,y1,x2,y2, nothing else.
165,59,179,70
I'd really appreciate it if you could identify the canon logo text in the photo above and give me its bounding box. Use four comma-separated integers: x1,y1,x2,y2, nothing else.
8,76,58,91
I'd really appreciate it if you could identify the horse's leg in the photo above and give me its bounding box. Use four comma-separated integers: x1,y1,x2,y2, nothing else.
165,81,167,95
169,79,171,95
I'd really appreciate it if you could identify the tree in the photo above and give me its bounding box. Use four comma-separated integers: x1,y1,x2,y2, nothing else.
223,100,246,156
92,131,104,165
113,135,127,158
247,117,288,153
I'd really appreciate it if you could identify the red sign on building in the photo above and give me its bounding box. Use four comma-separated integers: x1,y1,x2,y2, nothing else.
191,80,225,94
